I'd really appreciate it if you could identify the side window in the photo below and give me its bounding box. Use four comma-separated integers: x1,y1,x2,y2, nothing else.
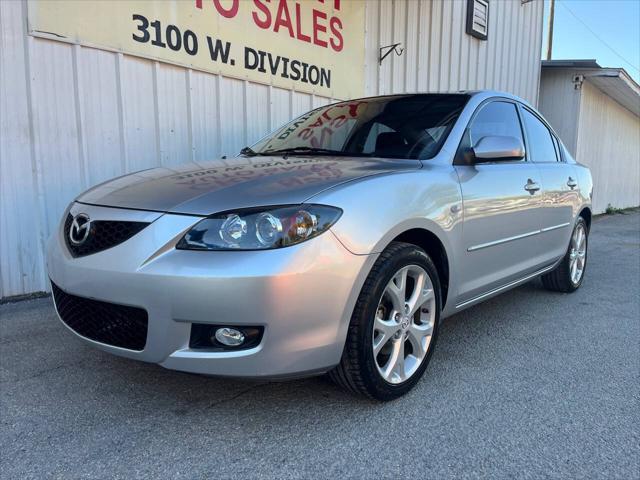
468,101,525,147
521,108,559,163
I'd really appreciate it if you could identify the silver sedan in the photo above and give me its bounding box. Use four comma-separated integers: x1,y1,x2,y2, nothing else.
47,91,592,400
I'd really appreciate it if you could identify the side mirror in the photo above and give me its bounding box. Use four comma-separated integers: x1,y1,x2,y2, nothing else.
472,135,525,163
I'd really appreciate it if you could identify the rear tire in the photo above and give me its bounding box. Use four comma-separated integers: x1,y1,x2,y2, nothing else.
541,217,588,293
329,242,441,401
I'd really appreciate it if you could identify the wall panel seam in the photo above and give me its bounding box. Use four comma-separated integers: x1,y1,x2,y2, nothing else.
20,0,47,291
185,69,195,162
71,44,89,188
114,52,129,172
151,61,162,165
243,79,249,146
215,74,222,157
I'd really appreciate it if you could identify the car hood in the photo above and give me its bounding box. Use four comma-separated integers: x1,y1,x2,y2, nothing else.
77,156,420,215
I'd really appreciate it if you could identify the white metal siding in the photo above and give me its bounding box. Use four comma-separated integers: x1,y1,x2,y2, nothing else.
576,81,640,214
1,0,544,297
539,69,640,214
364,0,544,102
538,69,581,155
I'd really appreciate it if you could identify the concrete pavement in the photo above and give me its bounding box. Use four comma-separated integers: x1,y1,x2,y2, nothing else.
1,212,638,479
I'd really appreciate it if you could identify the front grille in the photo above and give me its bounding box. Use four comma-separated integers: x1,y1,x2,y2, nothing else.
64,213,149,257
51,282,148,351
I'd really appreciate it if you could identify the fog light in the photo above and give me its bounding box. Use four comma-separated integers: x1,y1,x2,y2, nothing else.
214,327,245,347
190,324,263,350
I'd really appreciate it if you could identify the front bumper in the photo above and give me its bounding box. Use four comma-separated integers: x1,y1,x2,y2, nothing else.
47,203,376,378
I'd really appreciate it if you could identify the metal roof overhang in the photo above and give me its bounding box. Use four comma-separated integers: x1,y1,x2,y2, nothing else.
542,60,640,117
584,70,640,117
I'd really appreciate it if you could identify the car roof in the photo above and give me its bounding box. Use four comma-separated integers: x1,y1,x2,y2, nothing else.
336,90,533,110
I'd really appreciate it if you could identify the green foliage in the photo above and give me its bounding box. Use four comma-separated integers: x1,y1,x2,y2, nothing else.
605,204,639,215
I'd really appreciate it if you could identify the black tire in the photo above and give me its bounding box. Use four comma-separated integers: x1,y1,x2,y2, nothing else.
541,217,588,293
329,241,442,401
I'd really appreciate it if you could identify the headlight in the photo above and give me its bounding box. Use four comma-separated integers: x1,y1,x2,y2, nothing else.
176,205,342,251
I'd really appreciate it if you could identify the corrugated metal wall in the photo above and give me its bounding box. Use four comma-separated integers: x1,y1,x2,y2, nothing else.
539,69,640,214
576,81,640,214
538,68,582,154
0,0,544,298
365,0,543,101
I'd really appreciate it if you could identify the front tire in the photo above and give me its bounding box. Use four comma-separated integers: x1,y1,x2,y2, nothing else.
541,217,588,293
329,242,441,401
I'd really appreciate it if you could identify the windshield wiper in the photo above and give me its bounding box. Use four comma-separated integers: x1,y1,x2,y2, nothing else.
261,147,369,157
239,146,258,156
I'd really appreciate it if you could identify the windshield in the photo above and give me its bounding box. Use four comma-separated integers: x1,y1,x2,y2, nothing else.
248,94,469,160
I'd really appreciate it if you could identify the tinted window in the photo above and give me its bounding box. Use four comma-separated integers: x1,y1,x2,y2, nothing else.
521,108,558,163
551,134,563,162
249,94,470,160
362,123,396,153
469,101,524,146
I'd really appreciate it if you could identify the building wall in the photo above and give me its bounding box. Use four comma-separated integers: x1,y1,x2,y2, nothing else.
576,81,640,214
0,0,544,298
364,0,543,100
538,69,581,155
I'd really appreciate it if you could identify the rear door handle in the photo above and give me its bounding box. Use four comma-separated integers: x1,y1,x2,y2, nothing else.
567,177,577,189
524,179,540,194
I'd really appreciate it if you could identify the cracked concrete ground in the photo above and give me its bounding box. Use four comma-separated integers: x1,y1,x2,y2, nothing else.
1,212,639,479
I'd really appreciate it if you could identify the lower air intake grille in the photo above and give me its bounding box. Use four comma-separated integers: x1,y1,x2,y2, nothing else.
51,282,148,351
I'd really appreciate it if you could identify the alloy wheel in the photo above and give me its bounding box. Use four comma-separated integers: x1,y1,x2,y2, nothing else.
569,223,587,284
372,265,436,384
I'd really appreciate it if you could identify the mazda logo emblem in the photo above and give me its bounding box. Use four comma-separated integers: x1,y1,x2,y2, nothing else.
69,213,91,245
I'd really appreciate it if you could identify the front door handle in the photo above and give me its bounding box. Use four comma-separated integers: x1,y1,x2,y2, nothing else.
567,177,578,189
524,179,540,194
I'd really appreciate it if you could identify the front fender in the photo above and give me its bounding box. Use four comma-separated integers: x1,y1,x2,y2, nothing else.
308,166,464,317
311,167,461,253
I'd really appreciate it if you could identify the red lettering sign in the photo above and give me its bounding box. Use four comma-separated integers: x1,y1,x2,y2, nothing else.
196,0,345,53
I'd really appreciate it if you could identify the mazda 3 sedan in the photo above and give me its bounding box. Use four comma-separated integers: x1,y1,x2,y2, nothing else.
48,91,592,400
